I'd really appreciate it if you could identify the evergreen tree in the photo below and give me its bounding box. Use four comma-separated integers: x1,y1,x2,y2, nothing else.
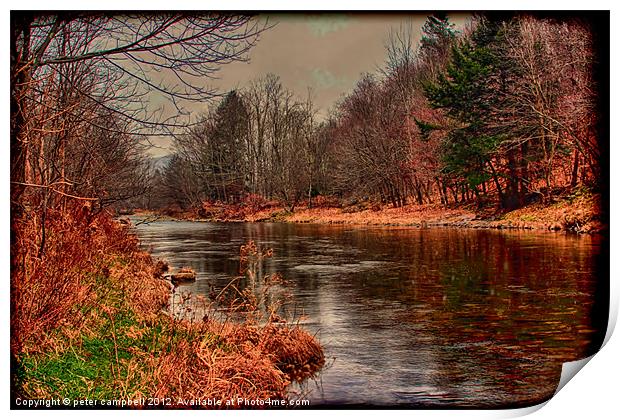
420,13,457,58
209,90,250,202
425,18,521,209
418,13,458,82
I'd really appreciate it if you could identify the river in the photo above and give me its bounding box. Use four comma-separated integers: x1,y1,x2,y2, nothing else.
133,220,606,408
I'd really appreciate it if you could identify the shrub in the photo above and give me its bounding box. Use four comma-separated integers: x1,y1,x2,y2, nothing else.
12,207,324,405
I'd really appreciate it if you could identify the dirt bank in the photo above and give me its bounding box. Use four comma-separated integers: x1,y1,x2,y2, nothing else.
281,193,603,233
145,192,604,234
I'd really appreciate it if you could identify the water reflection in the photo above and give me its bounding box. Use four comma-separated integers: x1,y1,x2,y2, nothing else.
133,220,605,408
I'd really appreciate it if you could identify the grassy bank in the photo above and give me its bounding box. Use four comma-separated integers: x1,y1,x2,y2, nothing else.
12,207,324,407
148,190,603,234
285,191,604,233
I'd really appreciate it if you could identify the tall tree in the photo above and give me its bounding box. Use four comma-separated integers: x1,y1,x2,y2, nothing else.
500,16,597,197
425,18,522,209
11,12,264,210
418,13,458,82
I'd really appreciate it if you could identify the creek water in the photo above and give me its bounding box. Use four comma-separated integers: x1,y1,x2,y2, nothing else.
133,220,606,408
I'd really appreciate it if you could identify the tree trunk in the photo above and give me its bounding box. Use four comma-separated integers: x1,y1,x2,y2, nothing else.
487,160,506,209
570,149,580,188
505,149,520,210
11,15,33,213
520,141,529,203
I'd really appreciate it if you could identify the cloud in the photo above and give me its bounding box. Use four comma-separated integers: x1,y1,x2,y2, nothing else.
304,14,351,37
310,68,349,89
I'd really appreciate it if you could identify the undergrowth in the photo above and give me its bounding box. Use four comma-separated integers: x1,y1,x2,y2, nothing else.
12,204,324,407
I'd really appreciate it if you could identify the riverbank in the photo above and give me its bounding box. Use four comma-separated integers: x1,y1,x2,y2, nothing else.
12,208,324,407
284,192,604,233
146,191,603,234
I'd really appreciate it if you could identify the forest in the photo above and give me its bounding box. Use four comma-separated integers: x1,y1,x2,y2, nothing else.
142,13,605,221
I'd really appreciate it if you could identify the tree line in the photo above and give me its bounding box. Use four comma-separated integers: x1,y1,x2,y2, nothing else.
10,12,264,263
148,74,332,212
153,13,602,214
12,13,600,218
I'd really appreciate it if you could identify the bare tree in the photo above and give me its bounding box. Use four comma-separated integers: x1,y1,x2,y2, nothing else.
169,74,321,212
501,16,596,197
11,12,265,210
241,74,316,209
331,74,412,207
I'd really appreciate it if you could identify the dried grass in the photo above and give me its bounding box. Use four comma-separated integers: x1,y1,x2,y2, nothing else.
176,191,603,233
12,205,324,407
499,192,603,232
12,204,141,355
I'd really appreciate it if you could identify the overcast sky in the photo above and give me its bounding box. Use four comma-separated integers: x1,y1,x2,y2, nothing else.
146,12,470,157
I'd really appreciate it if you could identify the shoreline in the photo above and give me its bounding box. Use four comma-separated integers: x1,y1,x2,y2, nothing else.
14,211,325,406
135,192,604,234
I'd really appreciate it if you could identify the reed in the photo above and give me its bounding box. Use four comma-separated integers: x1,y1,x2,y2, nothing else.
12,205,324,407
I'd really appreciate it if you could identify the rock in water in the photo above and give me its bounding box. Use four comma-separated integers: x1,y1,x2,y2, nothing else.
170,267,196,284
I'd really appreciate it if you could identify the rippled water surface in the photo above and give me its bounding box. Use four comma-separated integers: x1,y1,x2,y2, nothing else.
133,220,606,408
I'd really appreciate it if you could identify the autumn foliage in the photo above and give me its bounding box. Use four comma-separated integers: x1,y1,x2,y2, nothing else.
151,13,603,218
13,208,324,404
